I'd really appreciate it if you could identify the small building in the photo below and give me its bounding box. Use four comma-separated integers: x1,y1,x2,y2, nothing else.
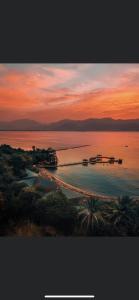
32,146,58,166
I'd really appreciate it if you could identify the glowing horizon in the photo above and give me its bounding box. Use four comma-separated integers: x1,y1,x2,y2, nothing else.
0,63,139,122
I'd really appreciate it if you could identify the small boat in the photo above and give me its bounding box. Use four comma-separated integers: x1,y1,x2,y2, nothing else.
96,156,102,161
82,159,88,165
90,160,96,164
108,159,114,164
89,157,96,162
108,156,115,164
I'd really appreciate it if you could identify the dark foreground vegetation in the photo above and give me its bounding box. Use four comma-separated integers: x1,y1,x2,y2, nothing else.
0,144,139,236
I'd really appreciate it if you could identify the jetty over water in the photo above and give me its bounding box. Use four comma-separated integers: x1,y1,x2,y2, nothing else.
37,152,123,200
56,144,90,151
57,156,123,168
38,155,123,169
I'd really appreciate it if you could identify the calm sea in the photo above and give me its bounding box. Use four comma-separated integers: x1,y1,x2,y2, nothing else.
0,131,139,197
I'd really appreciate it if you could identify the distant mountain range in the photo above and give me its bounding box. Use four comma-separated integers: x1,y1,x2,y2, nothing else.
0,118,139,131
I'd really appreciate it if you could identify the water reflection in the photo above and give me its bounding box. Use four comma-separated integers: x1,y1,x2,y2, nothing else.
0,131,139,196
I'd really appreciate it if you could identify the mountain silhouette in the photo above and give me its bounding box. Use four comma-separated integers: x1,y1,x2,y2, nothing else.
0,118,139,131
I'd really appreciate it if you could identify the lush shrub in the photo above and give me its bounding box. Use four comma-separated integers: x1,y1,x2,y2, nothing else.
7,221,45,237
34,191,77,235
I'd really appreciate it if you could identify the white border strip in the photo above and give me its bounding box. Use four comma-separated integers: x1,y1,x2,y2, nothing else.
44,296,95,299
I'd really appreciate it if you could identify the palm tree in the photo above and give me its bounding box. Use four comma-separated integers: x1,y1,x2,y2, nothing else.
77,197,107,236
107,196,136,236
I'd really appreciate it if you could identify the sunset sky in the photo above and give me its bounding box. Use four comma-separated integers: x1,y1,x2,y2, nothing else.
0,63,139,123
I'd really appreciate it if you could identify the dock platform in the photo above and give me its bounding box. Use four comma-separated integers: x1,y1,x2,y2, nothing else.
58,156,123,167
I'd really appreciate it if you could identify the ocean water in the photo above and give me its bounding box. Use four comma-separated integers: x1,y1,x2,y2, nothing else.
0,131,139,197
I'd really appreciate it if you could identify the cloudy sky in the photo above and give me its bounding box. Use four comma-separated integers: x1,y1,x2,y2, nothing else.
0,63,139,122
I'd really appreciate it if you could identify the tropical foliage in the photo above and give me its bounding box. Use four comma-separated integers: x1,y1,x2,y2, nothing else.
0,144,139,236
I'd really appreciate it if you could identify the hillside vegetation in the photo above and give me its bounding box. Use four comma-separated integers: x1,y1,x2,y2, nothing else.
0,144,139,236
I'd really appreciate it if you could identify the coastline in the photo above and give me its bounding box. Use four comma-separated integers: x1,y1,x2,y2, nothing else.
1,135,139,199
39,168,117,201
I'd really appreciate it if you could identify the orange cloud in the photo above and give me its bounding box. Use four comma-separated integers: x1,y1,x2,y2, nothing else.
0,64,139,122
0,67,78,115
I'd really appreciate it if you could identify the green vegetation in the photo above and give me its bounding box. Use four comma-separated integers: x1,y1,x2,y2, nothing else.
76,197,139,236
0,144,139,236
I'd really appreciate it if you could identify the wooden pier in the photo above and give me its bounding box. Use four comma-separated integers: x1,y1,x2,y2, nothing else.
58,162,83,167
37,154,123,200
58,156,123,168
37,155,123,169
56,144,90,151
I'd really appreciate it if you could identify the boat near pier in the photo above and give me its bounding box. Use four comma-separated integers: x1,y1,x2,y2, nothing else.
57,156,123,168
32,145,123,169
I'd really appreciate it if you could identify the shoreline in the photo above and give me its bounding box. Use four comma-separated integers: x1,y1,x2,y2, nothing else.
39,168,117,201
38,168,139,201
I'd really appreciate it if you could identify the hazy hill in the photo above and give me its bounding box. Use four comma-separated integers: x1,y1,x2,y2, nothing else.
0,119,45,130
46,118,139,131
0,118,139,131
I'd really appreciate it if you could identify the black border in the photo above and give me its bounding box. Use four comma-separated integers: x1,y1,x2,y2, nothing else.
0,2,139,300
0,1,139,63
